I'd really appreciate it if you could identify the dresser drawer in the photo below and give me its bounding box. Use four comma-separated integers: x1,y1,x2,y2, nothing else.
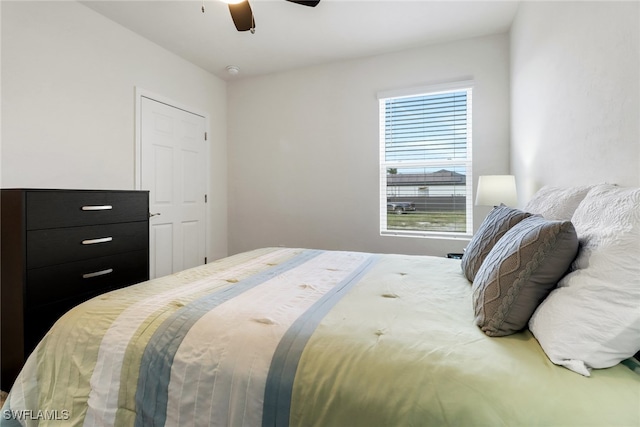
27,222,148,269
2,189,150,390
26,190,148,230
26,250,149,307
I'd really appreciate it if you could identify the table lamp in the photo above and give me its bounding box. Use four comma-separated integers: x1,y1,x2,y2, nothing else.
475,175,518,207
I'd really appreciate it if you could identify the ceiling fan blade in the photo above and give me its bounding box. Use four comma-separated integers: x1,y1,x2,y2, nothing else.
228,0,255,32
285,0,320,6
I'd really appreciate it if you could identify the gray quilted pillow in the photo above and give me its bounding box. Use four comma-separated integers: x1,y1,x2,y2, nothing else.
472,216,579,337
461,206,532,282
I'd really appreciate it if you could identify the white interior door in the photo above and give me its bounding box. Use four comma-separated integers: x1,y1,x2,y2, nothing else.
140,96,207,279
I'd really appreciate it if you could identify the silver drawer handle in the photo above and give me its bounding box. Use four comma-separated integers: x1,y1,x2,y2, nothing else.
81,205,113,211
82,268,113,279
82,237,113,245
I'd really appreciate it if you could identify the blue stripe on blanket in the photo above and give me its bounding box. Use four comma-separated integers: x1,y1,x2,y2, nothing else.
0,398,22,427
262,254,380,427
134,249,322,427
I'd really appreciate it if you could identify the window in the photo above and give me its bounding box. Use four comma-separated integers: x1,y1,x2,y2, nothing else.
379,81,473,238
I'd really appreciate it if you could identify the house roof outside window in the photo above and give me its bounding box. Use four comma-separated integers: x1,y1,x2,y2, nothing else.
387,169,466,187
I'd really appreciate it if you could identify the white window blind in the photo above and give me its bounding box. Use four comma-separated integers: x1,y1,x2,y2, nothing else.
379,82,473,238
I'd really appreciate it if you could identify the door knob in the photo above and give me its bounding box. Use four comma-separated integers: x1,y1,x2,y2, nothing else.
149,212,161,218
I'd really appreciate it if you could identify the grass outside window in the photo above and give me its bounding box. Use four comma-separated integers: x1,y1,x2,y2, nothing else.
386,211,466,233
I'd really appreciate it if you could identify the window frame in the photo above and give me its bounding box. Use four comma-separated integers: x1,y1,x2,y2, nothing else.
378,80,474,240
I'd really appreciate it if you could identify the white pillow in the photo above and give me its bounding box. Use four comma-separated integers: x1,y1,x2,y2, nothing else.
524,185,594,221
529,184,640,376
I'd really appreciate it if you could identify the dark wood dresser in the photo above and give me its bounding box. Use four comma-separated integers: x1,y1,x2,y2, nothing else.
1,189,149,390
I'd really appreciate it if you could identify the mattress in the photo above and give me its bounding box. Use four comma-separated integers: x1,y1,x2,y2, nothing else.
2,248,639,426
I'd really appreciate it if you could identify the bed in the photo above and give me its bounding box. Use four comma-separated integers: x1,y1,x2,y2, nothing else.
2,184,639,426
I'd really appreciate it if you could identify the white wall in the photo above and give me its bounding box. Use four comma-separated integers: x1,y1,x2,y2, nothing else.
9,2,633,260
510,1,640,203
227,34,510,256
1,1,229,259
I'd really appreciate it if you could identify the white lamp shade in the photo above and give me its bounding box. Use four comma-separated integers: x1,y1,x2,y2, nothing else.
475,175,518,207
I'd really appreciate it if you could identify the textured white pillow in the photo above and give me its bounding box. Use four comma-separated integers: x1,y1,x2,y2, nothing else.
529,184,640,376
524,185,594,221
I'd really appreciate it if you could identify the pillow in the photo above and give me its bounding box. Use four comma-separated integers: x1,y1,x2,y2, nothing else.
529,184,640,376
524,185,594,221
472,216,578,337
461,206,532,282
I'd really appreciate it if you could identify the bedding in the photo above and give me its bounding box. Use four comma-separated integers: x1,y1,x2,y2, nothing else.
523,185,595,221
1,247,639,427
461,205,532,282
529,184,640,376
472,216,578,337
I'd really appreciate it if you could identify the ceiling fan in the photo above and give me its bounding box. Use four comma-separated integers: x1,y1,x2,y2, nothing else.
221,0,321,34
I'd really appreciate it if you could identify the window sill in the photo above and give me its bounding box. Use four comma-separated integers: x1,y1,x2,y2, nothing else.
380,230,472,241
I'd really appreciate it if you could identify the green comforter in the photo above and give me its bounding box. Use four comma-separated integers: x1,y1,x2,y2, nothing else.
2,248,639,426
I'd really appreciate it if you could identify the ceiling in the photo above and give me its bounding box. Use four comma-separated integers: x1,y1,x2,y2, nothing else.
82,0,520,81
